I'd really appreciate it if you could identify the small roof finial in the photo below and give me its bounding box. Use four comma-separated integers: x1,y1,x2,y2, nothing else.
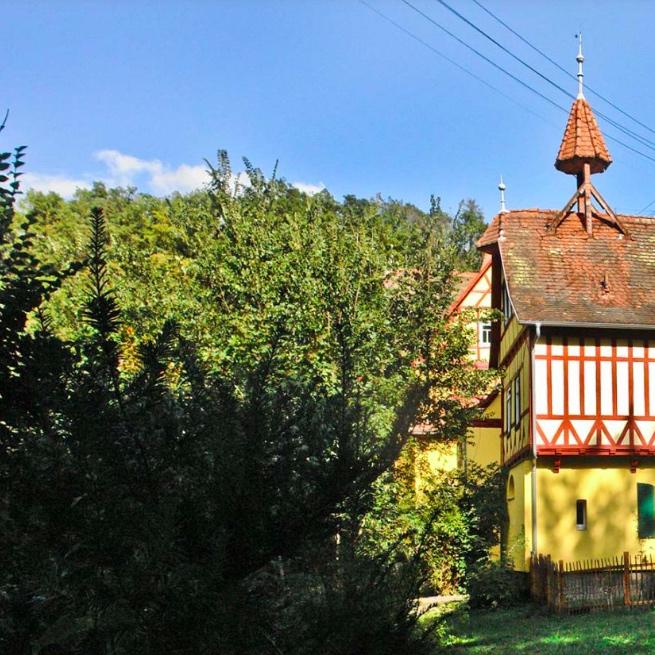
498,176,507,214
576,32,584,99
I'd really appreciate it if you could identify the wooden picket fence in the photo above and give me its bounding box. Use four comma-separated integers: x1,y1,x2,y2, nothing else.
530,552,655,613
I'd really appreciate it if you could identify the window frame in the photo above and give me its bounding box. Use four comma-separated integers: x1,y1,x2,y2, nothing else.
504,385,512,436
502,281,513,324
513,374,521,430
576,499,587,531
480,321,492,346
638,483,655,539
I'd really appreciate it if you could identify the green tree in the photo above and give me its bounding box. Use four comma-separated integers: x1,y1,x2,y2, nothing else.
449,199,487,271
2,143,491,654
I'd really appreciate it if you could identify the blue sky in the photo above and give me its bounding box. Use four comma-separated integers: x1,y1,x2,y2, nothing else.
4,1,655,220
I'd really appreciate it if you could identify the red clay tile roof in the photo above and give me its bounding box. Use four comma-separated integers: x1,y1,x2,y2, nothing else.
477,209,655,327
555,98,612,175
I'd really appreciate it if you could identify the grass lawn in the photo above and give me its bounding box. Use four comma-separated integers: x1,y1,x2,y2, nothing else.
427,604,655,654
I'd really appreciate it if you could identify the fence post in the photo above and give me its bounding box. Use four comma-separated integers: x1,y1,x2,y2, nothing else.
546,555,553,609
558,560,564,613
623,551,631,607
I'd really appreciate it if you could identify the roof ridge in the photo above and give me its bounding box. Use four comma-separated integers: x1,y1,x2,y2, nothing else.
508,209,654,221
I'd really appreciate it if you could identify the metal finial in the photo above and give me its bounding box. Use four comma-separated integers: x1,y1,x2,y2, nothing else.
498,176,507,214
576,33,584,99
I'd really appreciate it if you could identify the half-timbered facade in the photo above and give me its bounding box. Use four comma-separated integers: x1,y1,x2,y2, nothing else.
534,335,655,455
478,45,655,570
448,254,493,367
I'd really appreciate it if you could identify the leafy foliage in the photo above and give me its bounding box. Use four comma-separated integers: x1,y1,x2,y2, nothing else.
1,139,492,654
362,458,505,595
466,559,528,609
450,199,487,271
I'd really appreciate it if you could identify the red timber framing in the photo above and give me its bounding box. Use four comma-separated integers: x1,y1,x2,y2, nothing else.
534,335,655,455
448,257,492,365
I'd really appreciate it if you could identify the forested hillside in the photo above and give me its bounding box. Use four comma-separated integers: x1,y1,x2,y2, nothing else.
19,157,487,357
1,134,499,654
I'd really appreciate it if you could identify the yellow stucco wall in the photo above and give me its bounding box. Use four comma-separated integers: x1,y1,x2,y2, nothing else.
421,441,459,475
499,315,523,365
466,393,502,470
506,458,655,571
410,440,458,496
505,458,533,571
536,458,655,563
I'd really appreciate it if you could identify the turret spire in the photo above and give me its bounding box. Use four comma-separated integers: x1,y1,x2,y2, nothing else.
576,33,584,99
498,176,507,214
555,38,611,177
548,40,626,237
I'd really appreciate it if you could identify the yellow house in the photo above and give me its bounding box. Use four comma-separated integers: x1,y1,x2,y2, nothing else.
478,48,655,571
412,254,502,483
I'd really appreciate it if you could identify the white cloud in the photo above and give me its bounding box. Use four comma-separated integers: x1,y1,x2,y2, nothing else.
229,170,251,192
22,151,323,199
22,172,90,197
94,149,160,183
23,150,210,198
95,149,209,194
150,163,209,195
292,181,325,196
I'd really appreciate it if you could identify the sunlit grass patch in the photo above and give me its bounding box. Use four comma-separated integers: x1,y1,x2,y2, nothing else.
435,606,655,654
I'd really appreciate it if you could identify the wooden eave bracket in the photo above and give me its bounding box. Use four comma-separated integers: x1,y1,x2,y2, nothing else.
590,184,629,236
546,184,581,233
546,182,630,237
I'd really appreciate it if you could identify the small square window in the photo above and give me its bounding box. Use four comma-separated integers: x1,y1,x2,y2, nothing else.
480,322,492,345
576,499,587,531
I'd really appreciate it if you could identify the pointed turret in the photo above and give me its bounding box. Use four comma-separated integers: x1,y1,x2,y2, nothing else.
547,36,625,236
555,35,612,176
555,98,612,175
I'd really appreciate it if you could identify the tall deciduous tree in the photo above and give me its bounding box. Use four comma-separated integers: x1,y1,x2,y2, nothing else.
450,199,487,271
1,143,491,654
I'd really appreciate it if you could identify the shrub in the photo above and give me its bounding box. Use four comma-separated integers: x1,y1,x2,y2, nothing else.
466,559,528,609
361,457,505,596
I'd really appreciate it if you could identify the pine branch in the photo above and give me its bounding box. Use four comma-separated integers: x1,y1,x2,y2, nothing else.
83,207,121,343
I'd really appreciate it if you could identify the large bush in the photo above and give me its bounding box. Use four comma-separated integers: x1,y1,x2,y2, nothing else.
466,559,529,609
0,134,490,654
362,454,505,596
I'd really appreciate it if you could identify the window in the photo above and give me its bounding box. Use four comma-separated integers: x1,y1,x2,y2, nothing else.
576,499,587,531
638,483,655,538
513,375,521,429
507,475,515,500
504,386,512,435
502,282,513,324
480,321,492,345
